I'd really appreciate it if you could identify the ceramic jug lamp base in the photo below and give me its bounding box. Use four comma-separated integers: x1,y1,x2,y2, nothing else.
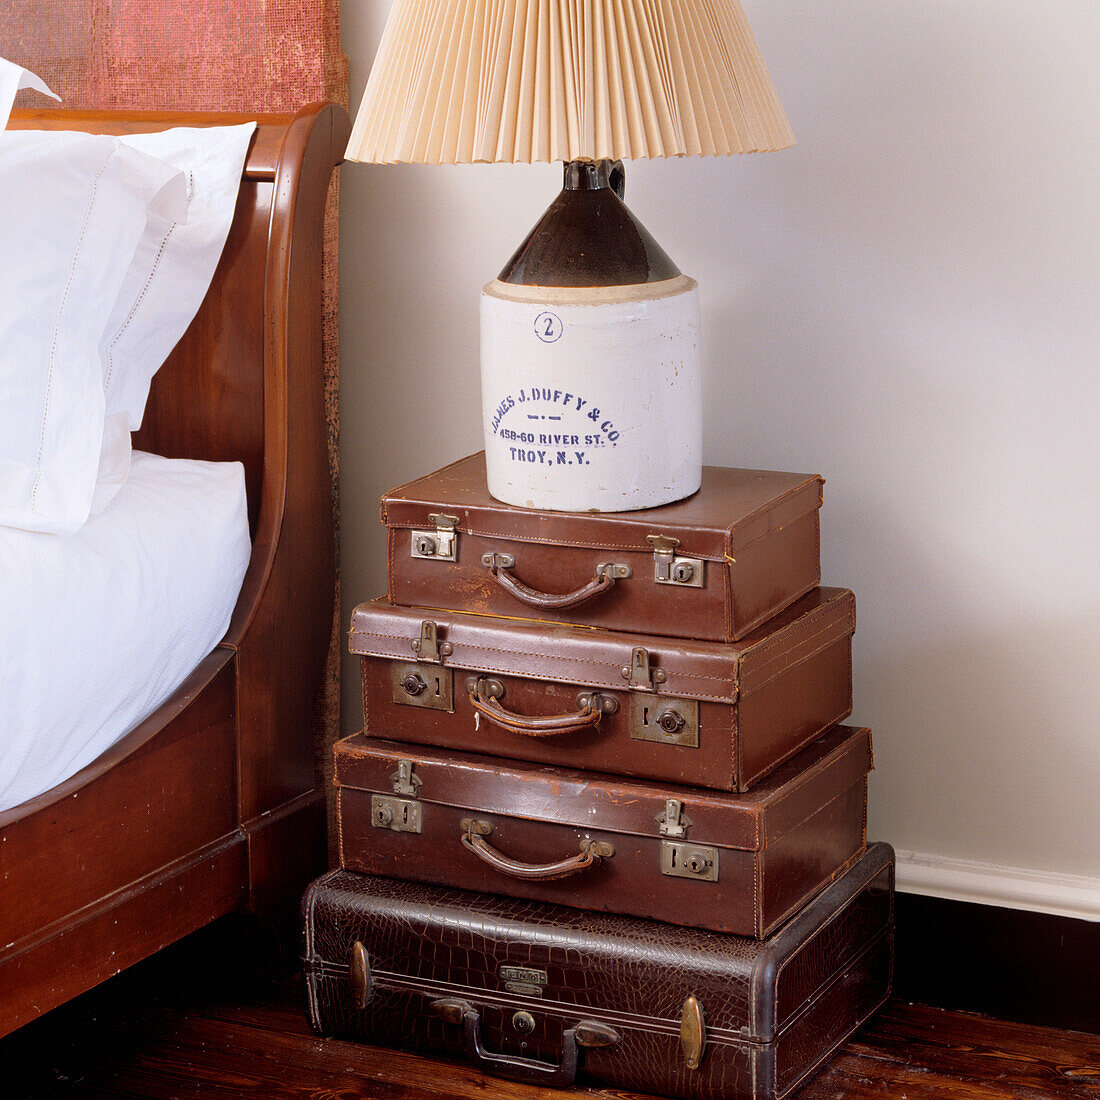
479,160,703,513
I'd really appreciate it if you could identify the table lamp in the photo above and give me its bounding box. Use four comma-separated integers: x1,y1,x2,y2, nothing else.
346,0,793,512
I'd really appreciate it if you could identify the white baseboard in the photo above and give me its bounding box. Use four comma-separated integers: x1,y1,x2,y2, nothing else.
895,850,1100,922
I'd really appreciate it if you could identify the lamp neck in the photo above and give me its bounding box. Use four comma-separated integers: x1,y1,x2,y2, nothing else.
496,157,679,287
563,159,626,200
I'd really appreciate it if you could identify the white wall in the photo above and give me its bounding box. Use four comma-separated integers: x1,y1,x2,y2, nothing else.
339,1,1100,918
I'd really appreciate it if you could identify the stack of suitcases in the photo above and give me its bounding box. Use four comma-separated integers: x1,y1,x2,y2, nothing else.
303,451,894,1100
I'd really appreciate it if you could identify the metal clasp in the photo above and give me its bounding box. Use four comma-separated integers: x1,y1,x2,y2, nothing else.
657,798,691,838
657,800,718,881
390,759,422,797
621,647,667,691
411,620,452,664
411,513,459,561
349,942,372,1008
647,534,704,588
681,995,706,1070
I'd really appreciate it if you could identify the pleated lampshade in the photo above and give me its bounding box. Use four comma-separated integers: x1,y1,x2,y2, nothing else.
346,0,795,165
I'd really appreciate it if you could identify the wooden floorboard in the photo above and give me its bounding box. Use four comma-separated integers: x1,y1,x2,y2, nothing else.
3,917,1098,1100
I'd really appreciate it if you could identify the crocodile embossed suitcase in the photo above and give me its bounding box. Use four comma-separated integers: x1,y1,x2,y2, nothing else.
381,451,823,643
351,587,855,792
336,725,871,938
303,843,895,1100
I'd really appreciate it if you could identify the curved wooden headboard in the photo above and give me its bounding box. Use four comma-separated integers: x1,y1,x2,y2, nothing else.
0,105,349,1036
10,102,348,817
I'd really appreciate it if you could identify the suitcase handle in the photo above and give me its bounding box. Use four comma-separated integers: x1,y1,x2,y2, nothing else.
467,680,615,737
431,997,619,1087
461,820,615,880
482,552,630,610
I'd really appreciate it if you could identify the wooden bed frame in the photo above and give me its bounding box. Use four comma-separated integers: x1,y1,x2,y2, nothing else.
0,103,350,1038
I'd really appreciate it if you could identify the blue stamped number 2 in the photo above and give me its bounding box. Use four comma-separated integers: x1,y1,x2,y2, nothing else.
533,311,563,343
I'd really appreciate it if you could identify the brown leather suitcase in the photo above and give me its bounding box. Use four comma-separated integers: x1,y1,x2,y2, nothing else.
335,724,871,938
303,843,895,1100
351,587,855,792
381,451,823,642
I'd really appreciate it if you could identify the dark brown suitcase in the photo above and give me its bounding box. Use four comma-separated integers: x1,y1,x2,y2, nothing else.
351,587,855,792
303,843,895,1100
336,725,871,938
381,451,823,642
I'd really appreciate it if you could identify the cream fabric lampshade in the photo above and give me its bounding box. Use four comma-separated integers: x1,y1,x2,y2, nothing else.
346,0,795,165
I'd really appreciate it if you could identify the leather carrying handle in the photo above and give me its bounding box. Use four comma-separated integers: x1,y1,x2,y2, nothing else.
482,553,628,610
461,823,614,881
467,682,607,738
431,999,618,1087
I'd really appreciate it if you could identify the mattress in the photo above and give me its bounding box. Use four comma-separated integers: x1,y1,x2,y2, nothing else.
0,452,251,813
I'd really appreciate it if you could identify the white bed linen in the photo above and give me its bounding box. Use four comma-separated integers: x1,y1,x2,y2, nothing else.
0,133,187,534
0,451,250,813
0,58,58,124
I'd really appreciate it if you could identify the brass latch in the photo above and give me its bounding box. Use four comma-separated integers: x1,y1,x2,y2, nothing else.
657,798,691,838
349,941,372,1009
621,647,667,691
390,759,421,797
647,534,705,588
411,513,459,561
681,995,706,1070
411,620,452,664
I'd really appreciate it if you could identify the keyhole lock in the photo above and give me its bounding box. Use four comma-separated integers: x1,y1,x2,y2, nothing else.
630,695,698,748
660,839,719,880
512,1011,536,1034
657,708,686,736
401,672,427,697
410,517,458,562
391,660,454,713
685,850,712,875
672,561,695,584
370,793,422,834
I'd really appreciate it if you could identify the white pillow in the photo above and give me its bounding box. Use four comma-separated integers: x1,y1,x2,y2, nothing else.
0,131,186,535
0,57,58,126
89,123,256,513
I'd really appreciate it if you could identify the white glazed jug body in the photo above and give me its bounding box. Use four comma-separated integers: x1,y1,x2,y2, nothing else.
480,274,702,512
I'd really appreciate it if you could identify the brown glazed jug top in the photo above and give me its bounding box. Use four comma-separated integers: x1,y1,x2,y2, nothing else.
498,159,681,288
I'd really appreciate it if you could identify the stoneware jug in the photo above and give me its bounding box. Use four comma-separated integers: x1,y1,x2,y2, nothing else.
480,160,701,513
